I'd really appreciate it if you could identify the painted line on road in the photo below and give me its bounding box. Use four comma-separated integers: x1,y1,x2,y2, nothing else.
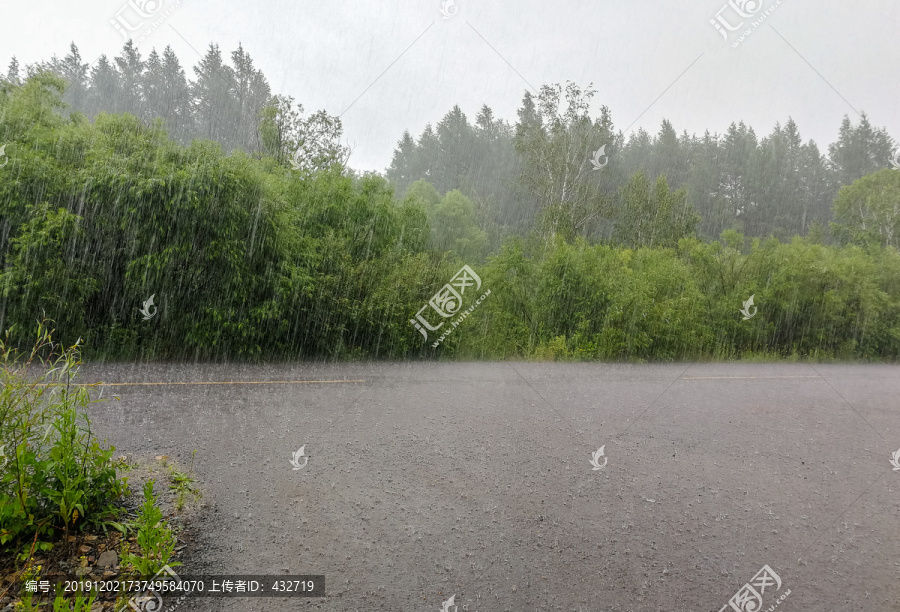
34,379,367,387
681,375,820,380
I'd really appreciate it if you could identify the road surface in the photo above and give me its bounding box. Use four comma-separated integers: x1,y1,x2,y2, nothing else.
82,362,900,611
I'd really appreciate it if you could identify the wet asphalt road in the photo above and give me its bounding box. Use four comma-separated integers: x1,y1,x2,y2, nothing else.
81,362,900,612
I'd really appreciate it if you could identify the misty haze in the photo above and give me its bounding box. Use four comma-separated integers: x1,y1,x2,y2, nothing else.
0,1,898,610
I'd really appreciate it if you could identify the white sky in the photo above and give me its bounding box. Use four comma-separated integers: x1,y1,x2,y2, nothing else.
2,0,897,173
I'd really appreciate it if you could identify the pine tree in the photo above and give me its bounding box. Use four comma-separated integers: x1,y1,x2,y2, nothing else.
191,43,235,145
48,43,89,114
620,128,653,182
160,45,193,142
799,139,831,233
417,124,440,183
515,90,541,137
113,40,145,117
246,68,272,153
685,130,728,239
86,55,120,119
5,57,20,85
776,118,810,235
828,113,895,189
229,43,270,152
386,131,418,193
475,104,496,137
651,119,682,185
142,48,165,123
141,46,192,142
720,121,758,231
435,105,474,193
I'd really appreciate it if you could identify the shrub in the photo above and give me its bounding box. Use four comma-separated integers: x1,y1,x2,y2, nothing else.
0,322,127,555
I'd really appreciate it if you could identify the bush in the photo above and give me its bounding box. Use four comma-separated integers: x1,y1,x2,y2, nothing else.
2,74,900,363
0,322,127,555
451,233,900,361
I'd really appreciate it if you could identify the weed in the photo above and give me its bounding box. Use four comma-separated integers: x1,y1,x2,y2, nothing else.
166,450,200,511
0,321,128,557
12,564,42,611
51,590,97,611
120,481,181,577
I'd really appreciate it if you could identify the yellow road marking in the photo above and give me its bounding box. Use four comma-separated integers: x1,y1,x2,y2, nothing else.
681,376,820,380
34,379,367,387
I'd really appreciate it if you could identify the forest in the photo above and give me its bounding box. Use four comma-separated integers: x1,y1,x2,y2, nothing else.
1,42,899,362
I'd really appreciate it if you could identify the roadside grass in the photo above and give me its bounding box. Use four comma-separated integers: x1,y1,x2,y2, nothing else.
0,322,195,611
158,450,201,512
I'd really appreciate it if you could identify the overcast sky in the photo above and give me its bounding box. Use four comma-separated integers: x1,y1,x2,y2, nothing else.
2,0,897,173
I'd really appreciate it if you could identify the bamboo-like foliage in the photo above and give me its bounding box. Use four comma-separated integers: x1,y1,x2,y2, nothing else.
0,74,899,362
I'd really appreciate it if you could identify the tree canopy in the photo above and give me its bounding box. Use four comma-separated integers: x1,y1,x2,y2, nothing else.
1,57,899,363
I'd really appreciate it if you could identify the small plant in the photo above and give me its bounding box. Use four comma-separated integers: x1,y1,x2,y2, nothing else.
121,481,181,577
45,406,86,543
12,564,43,612
169,450,199,511
51,589,97,612
13,592,41,612
10,564,97,611
169,471,195,489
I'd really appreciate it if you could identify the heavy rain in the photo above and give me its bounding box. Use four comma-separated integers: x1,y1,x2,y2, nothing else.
0,1,898,610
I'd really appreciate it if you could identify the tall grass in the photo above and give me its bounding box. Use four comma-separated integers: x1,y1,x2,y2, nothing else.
0,321,127,558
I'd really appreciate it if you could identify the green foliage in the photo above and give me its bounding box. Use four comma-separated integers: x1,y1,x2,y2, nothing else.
16,44,899,249
613,172,700,248
513,82,615,241
168,450,200,511
50,590,97,612
403,179,441,210
0,323,128,553
831,168,900,249
120,481,181,577
1,73,899,364
389,93,895,244
452,232,900,361
13,565,43,611
258,94,348,172
0,75,434,360
430,190,488,261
